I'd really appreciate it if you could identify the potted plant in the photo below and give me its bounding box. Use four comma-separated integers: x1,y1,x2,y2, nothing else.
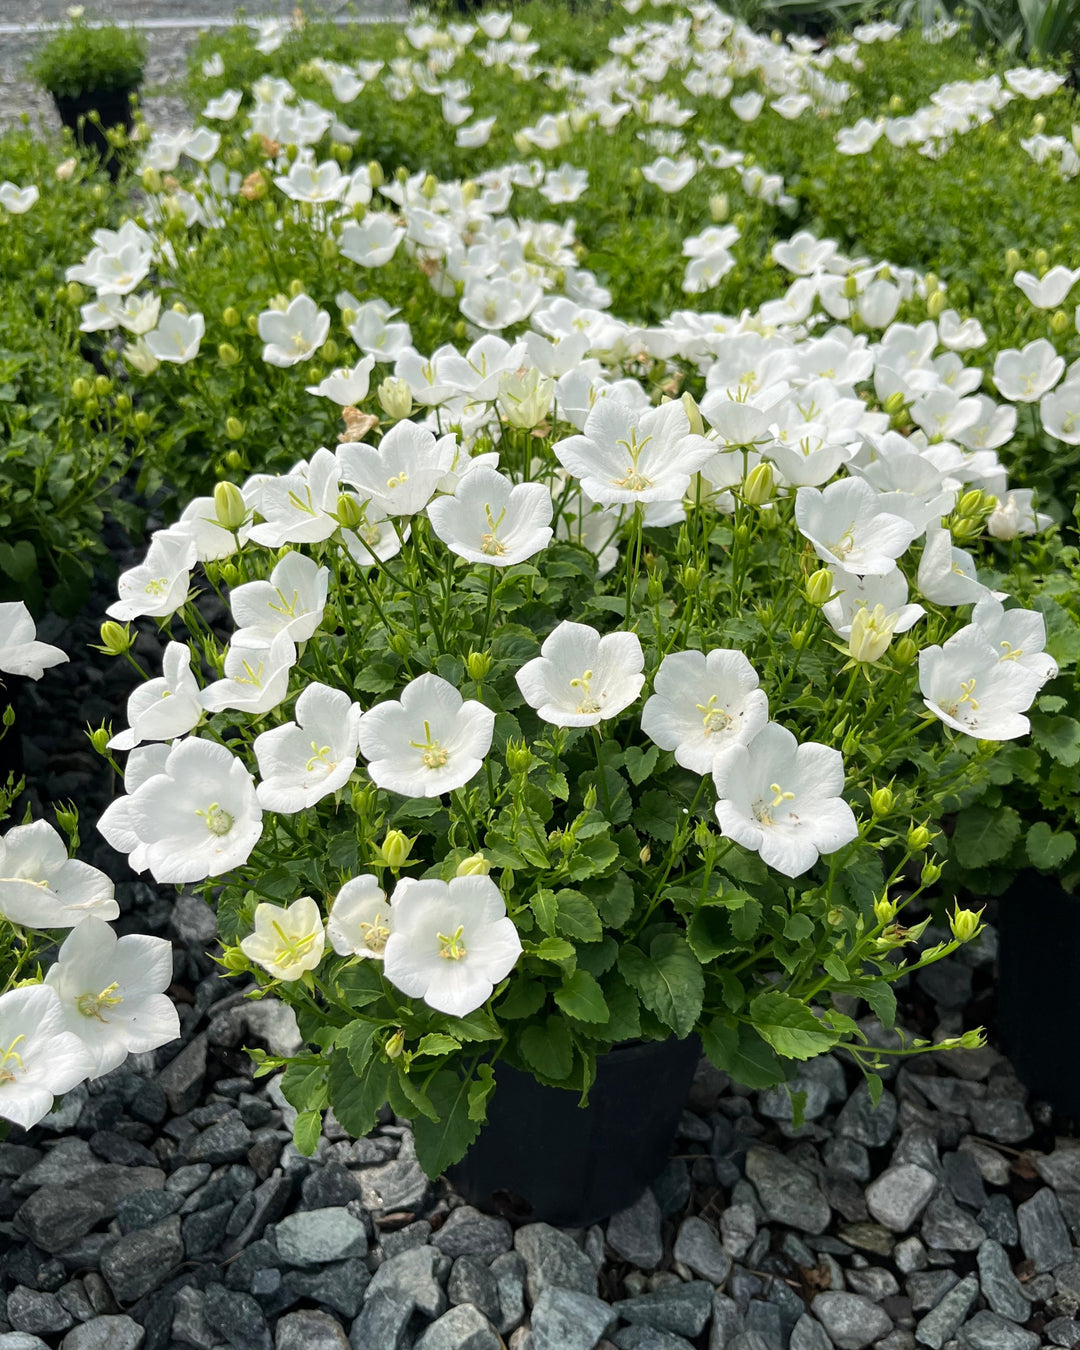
29,8,146,179
93,361,1050,1225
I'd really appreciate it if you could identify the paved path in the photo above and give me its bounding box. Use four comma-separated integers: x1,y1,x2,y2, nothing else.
0,0,406,137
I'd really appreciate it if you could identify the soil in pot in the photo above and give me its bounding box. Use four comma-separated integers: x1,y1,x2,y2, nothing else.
446,1035,702,1228
53,87,136,180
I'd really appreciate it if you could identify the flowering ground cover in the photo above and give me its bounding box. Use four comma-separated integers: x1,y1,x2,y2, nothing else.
3,1,1080,1345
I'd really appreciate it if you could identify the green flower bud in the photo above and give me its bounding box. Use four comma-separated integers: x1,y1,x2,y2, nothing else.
379,829,414,869
884,390,906,415
98,621,133,656
888,93,903,112
378,377,413,421
1051,309,1070,335
387,632,412,658
288,279,305,298
246,313,260,336
115,393,132,414
71,377,91,400
225,416,245,441
805,567,833,607
949,906,983,942
927,290,946,320
874,893,898,925
506,739,533,777
708,192,729,222
220,945,250,972
218,342,241,367
677,565,701,591
907,823,932,851
639,843,652,864
743,461,775,505
466,650,492,681
335,492,364,530
368,160,385,188
842,273,860,300
583,785,598,811
826,908,845,926
133,411,151,432
456,853,490,877
320,338,339,364
66,280,85,305
214,481,247,531
222,306,240,328
225,449,243,470
871,785,895,817
385,1028,405,1059
421,173,438,199
94,375,111,396
1005,247,1021,276
1035,247,1049,269
921,859,943,886
681,391,705,435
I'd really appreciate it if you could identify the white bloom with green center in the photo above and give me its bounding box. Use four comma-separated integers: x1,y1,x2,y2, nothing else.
0,182,39,215
515,620,645,728
109,642,203,752
553,398,715,507
0,602,68,680
993,339,1064,404
338,421,457,518
428,465,553,567
338,214,406,269
258,295,331,368
247,448,342,549
327,875,392,959
712,722,858,878
822,569,924,641
1014,266,1080,309
1040,381,1080,446
916,525,1000,606
382,875,522,1017
241,897,326,981
171,495,250,563
641,648,769,774
45,917,180,1078
121,738,263,883
97,744,170,875
919,627,1046,740
987,489,1052,540
0,985,95,1130
200,630,297,717
0,820,118,929
358,673,495,798
107,530,197,621
255,683,362,813
273,157,348,204
229,551,329,644
145,311,205,365
795,478,918,576
305,355,377,405
970,598,1058,684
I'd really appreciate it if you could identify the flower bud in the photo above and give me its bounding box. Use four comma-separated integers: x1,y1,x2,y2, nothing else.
88,724,111,755
55,156,77,182
71,376,91,400
98,621,133,656
221,945,250,972
921,859,943,886
506,739,533,776
387,632,412,659
790,624,812,650
66,280,85,305
949,906,983,942
677,565,701,591
639,844,651,864
368,160,385,188
1035,247,1049,269
927,290,946,320
461,179,477,205
379,829,414,869
826,908,845,926
421,172,438,199
222,305,240,327
681,391,704,435
647,572,664,605
288,278,305,298
893,635,918,666
847,603,897,664
377,377,413,420
888,93,903,112
709,192,729,222
320,338,340,364
456,853,490,877
225,450,242,470
871,785,895,817
883,390,907,416
466,650,492,681
225,416,245,441
385,1028,405,1059
873,893,898,925
907,823,932,851
218,341,241,366
141,166,162,193
805,567,833,607
115,393,132,414
214,481,247,531
54,804,79,843
743,461,775,505
1005,247,1021,276
583,785,598,811
842,273,859,300
134,410,151,432
1051,308,1070,334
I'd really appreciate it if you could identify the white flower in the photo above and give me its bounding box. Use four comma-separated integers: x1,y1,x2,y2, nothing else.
97,744,170,875
1040,381,1080,445
822,570,924,640
358,673,495,798
993,339,1065,403
917,526,997,606
259,295,331,368
0,820,117,929
107,530,197,621
338,214,405,268
938,310,987,351
119,738,263,883
970,597,1058,684
247,448,342,548
44,917,179,1078
516,621,645,728
170,495,248,563
795,479,918,576
203,89,243,120
553,399,714,507
241,897,325,980
255,683,362,812
145,311,205,365
919,627,1046,740
0,602,68,680
229,551,329,643
382,875,522,1017
273,158,348,204
113,291,161,336
305,356,376,405
338,420,457,517
457,117,496,148
327,875,392,958
347,298,412,359
200,630,296,717
539,164,589,204
987,489,1052,540
641,649,769,775
1014,266,1080,309
712,722,859,878
108,642,203,751
0,182,40,215
0,986,95,1130
342,502,406,569
428,465,553,567
641,156,697,192
181,127,221,163
730,91,764,122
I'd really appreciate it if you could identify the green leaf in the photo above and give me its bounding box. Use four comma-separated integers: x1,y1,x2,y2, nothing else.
280,1062,328,1112
529,887,559,936
468,1064,496,1122
415,1033,461,1057
866,1072,884,1107
784,913,815,942
564,836,620,880
823,953,849,983
554,889,602,943
749,990,839,1061
687,906,735,962
0,539,37,583
1027,821,1077,871
335,963,387,1010
597,972,642,1041
413,1070,482,1176
859,980,897,1029
624,744,660,785
292,1110,322,1156
952,805,1021,868
1032,715,1080,767
554,969,610,1024
327,1051,390,1137
388,1067,439,1123
526,937,575,964
589,872,635,928
635,790,679,841
443,1009,501,1042
497,978,547,1019
730,898,762,941
520,1015,574,1081
338,1020,382,1076
700,1017,786,1089
619,935,703,1039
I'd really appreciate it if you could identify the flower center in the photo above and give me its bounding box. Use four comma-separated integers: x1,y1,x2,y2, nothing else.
613,430,655,492
291,330,312,352
697,694,732,735
438,924,468,960
360,918,391,954
0,1034,26,1086
305,742,337,774
754,781,795,826
287,486,317,516
481,503,508,556
269,587,300,618
410,720,450,769
233,659,266,688
270,920,320,968
828,523,857,559
198,802,235,836
387,472,408,490
999,641,1023,661
76,983,123,1022
569,668,602,715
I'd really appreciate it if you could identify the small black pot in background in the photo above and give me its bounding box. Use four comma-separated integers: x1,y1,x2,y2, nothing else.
998,872,1080,1117
446,1035,702,1228
53,87,137,181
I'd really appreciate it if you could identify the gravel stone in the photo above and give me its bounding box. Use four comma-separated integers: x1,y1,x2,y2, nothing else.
0,1338,51,1350
274,1310,349,1350
958,1312,1041,1350
895,1237,929,1273
179,1112,254,1166
281,1259,370,1319
720,1204,757,1259
835,1084,898,1147
1035,1150,1080,1193
789,1314,832,1350
613,1327,696,1350
203,1285,272,1350
448,1255,501,1325
117,1190,184,1234
845,1267,899,1300
364,1244,448,1319
914,1275,979,1350
969,1100,1034,1144
608,1190,664,1269
348,1291,413,1350
758,1078,830,1122
1018,1187,1073,1272
745,1147,830,1234
357,1134,429,1212
866,1165,938,1232
673,1216,732,1284
7,1288,74,1337
413,1304,504,1350
157,1035,208,1116
274,1207,367,1266
59,1317,144,1350
613,1282,713,1337
978,1194,1019,1248
433,1205,512,1260
977,1240,1029,1321
823,1138,871,1182
942,1152,988,1210
811,1292,892,1349
16,1168,165,1253
516,1224,599,1301
908,1272,960,1313
921,1194,986,1251
530,1288,616,1350
492,1251,527,1334
100,1216,183,1304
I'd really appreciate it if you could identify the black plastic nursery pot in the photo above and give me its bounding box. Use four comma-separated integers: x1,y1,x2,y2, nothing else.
53,87,137,180
446,1035,702,1228
997,872,1080,1118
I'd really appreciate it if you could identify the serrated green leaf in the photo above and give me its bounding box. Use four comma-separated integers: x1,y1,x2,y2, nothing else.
730,897,762,941
687,906,735,962
619,934,703,1039
635,790,679,841
1033,715,1080,767
784,913,815,942
415,1033,461,1057
443,1009,501,1041
292,1110,322,1156
554,969,610,1024
280,1061,328,1112
859,980,897,1029
389,1066,440,1123
526,936,576,963
338,1019,382,1076
748,990,839,1060
866,1072,884,1107
520,1015,574,1081
335,963,384,1009
497,978,547,1019
700,1017,786,1089
554,889,602,942
468,1064,496,1122
624,744,660,785
530,887,559,936
327,1051,390,1137
413,1070,482,1175
823,953,849,982
589,871,635,928
952,805,1021,868
1027,820,1077,871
